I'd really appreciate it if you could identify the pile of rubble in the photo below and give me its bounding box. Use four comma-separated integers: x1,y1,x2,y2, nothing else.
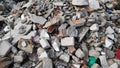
0,0,120,68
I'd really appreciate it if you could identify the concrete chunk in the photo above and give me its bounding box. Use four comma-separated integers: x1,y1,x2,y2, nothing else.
0,16,5,21
105,37,113,48
22,0,33,8
89,49,100,58
79,27,89,42
0,41,11,57
75,48,85,58
105,26,114,34
29,13,47,25
38,52,48,59
14,55,24,63
72,64,80,68
91,63,101,68
90,24,99,31
39,39,50,48
107,34,115,40
40,29,50,40
3,26,11,32
61,37,74,46
109,63,118,68
88,0,100,10
52,38,60,51
42,58,53,68
99,56,109,68
37,47,48,59
72,0,89,6
59,53,70,62
53,2,64,6
67,26,78,37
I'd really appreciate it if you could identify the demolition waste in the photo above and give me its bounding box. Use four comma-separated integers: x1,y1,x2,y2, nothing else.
0,0,120,68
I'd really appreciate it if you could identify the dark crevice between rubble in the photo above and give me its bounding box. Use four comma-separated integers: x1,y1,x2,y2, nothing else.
0,21,7,31
13,0,29,3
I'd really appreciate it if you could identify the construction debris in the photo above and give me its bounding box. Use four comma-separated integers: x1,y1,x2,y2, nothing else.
0,0,120,68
